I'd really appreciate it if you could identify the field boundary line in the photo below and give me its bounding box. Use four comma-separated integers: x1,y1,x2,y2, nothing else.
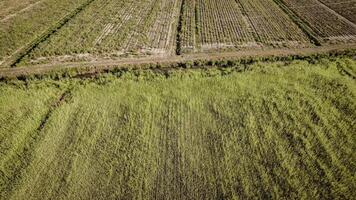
1,44,356,78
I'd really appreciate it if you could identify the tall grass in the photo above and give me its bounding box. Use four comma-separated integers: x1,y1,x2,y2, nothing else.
1,58,355,199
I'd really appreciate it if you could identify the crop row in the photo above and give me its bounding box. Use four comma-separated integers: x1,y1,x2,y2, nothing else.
318,0,356,24
180,0,255,53
238,0,311,46
179,0,313,53
280,0,356,44
18,0,181,66
3,0,356,66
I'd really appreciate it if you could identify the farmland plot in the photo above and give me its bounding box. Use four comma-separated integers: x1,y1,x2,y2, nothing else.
179,0,312,53
237,0,311,47
0,0,90,66
17,0,181,66
278,0,356,44
318,0,356,24
1,58,355,199
179,0,256,53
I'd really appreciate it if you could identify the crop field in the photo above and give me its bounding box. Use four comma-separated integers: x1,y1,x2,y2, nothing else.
0,0,355,68
318,0,356,24
1,0,356,199
178,0,312,53
0,58,356,199
15,0,182,66
276,0,356,44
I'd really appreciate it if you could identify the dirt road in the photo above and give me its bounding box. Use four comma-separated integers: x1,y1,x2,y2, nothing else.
1,43,356,78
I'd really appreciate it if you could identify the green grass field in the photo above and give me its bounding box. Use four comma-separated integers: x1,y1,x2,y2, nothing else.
1,58,355,199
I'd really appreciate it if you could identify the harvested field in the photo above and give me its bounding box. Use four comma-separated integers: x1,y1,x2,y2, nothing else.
1,58,356,199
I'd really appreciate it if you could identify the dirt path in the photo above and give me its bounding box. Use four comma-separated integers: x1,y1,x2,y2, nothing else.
0,0,45,22
1,43,356,78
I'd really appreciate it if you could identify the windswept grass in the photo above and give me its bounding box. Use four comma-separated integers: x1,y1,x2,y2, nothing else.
1,58,355,199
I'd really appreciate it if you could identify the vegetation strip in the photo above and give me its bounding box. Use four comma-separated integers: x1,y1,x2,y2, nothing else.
2,0,96,68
